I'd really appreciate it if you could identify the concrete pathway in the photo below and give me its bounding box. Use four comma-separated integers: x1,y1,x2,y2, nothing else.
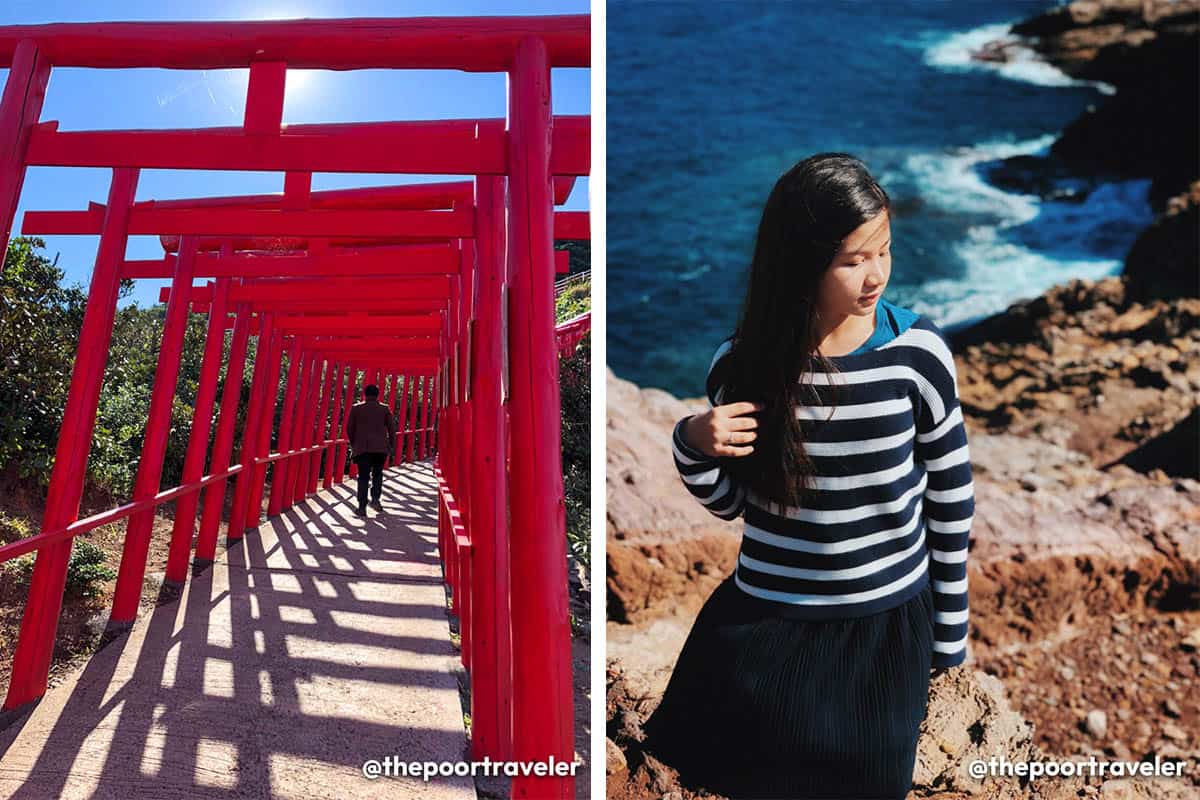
0,461,474,799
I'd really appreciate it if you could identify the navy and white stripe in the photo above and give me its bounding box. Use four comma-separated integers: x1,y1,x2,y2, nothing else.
670,314,975,668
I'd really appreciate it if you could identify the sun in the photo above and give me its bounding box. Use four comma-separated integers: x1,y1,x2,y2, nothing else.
285,69,317,97
225,66,320,111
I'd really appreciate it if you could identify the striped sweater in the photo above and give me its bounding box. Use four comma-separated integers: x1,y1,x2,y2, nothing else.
670,298,975,668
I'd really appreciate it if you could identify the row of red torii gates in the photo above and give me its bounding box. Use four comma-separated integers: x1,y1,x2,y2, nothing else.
0,15,589,799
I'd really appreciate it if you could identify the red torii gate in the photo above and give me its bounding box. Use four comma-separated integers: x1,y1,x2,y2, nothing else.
0,15,589,799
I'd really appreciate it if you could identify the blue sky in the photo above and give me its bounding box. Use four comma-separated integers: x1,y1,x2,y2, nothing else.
0,0,591,306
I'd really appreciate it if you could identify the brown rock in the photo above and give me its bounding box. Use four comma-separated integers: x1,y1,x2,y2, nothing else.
606,737,628,775
1110,306,1159,337
1161,723,1188,742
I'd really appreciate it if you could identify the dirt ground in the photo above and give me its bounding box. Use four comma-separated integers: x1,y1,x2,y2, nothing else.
1,488,187,703
974,608,1200,760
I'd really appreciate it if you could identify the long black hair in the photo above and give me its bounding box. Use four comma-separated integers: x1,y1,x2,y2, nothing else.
712,153,891,511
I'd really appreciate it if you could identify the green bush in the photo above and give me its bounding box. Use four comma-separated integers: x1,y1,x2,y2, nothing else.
0,510,31,544
0,237,86,483
560,334,590,570
1,552,34,586
65,540,117,598
555,280,590,323
1,539,115,599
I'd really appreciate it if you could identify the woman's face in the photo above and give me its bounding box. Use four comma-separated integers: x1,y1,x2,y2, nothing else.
817,210,891,318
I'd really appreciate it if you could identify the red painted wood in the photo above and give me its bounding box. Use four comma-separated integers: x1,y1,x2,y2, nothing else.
282,171,311,210
235,299,444,315
202,310,265,553
244,61,286,135
298,357,324,500
302,357,326,499
507,37,573,799
302,342,438,356
458,533,472,673
552,210,588,240
406,375,419,463
282,350,314,509
244,326,286,519
0,16,590,70
310,359,336,494
555,311,591,358
274,318,440,337
166,278,237,583
334,366,356,482
416,376,429,461
154,179,470,214
468,174,514,759
0,39,49,268
380,374,395,469
111,237,198,622
552,175,576,206
126,244,460,279
232,276,450,302
22,116,589,175
267,338,302,517
26,207,476,238
3,168,138,711
286,354,315,506
323,363,345,489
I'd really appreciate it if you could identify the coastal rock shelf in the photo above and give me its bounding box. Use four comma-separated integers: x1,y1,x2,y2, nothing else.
949,275,1199,477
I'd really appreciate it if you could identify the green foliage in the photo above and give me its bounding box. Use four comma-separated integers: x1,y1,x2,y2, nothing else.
1,538,114,599
0,237,87,482
64,539,116,598
560,334,590,570
1,553,34,585
555,279,591,323
0,509,32,544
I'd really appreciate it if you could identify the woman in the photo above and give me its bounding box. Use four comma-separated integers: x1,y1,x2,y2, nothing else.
642,153,976,800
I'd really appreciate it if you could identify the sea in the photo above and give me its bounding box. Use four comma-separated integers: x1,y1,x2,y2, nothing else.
606,0,1155,397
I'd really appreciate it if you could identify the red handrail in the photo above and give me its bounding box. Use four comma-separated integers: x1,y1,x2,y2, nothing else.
554,309,590,358
253,437,347,465
0,437,358,565
0,463,244,564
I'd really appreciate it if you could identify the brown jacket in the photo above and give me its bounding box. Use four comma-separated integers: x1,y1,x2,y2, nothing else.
346,399,396,457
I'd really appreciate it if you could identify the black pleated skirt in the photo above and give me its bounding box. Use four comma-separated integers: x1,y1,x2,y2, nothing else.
642,573,935,800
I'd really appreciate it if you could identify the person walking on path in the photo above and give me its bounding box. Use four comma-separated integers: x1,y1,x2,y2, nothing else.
346,383,396,517
643,153,976,800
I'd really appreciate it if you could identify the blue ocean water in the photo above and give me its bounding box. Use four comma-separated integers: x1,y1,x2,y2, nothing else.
607,0,1155,397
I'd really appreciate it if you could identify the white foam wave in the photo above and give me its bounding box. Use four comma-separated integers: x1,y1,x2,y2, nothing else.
904,133,1057,223
923,22,1116,95
903,135,1150,328
910,225,1122,330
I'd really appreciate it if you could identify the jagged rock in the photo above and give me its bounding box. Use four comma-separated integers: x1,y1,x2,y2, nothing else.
1007,1,1200,210
946,277,1199,475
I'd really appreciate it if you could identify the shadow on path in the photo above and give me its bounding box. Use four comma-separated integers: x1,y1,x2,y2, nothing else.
0,461,473,800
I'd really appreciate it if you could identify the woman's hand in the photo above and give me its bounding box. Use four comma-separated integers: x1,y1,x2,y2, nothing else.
683,401,765,458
